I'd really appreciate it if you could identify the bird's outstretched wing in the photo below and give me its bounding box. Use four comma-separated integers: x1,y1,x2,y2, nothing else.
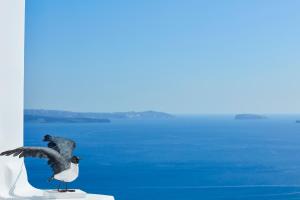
0,147,69,174
43,134,76,161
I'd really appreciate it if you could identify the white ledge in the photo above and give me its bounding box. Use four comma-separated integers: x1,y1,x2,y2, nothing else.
43,189,87,199
41,190,114,200
9,191,115,200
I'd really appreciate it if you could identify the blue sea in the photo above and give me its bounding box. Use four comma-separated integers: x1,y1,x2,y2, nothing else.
24,116,300,200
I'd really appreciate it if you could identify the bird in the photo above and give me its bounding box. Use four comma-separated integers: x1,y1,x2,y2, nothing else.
0,134,80,192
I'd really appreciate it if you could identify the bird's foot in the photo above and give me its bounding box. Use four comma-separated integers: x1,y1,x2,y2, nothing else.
57,189,75,193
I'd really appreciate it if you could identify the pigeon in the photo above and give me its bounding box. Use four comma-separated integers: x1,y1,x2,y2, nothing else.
0,134,80,192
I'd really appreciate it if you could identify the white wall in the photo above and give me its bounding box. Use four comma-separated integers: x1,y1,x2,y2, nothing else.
0,0,40,198
0,0,24,145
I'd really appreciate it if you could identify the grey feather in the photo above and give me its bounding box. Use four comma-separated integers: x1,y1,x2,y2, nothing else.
44,134,76,161
0,147,70,174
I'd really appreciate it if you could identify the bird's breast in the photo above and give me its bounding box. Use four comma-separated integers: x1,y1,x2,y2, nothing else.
54,163,79,182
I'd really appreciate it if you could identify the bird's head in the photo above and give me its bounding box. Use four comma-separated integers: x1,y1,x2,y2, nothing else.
71,156,80,164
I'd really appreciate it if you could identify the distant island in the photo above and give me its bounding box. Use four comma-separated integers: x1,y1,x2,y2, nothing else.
235,114,267,120
296,120,300,123
24,115,110,123
24,109,174,123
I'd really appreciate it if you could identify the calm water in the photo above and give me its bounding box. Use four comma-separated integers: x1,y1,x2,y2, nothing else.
24,116,300,200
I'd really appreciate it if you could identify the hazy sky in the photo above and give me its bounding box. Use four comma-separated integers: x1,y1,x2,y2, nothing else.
25,0,300,114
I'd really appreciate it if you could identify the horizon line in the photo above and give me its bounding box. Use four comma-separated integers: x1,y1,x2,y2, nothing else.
24,108,300,116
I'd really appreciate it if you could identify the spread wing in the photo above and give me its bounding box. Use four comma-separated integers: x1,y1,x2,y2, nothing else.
0,147,69,174
43,135,76,161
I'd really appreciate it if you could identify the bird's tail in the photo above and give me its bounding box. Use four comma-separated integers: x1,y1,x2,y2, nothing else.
43,134,52,142
48,175,54,182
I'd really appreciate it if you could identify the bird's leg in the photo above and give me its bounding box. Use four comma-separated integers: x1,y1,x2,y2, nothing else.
65,182,75,192
58,181,67,192
59,181,67,192
57,182,61,192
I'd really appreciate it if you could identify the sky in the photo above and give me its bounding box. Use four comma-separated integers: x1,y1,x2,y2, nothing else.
25,0,300,114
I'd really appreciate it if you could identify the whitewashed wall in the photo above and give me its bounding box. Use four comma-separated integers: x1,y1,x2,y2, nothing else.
0,0,41,198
